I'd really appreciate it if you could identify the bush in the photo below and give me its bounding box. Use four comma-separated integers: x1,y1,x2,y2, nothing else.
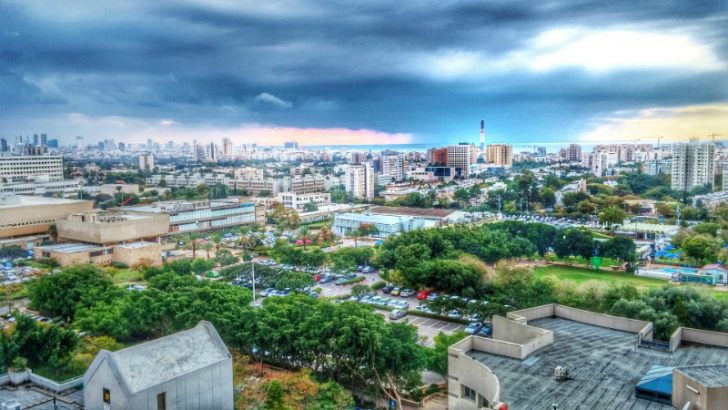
371,280,387,291
34,258,59,268
110,261,129,269
341,276,365,285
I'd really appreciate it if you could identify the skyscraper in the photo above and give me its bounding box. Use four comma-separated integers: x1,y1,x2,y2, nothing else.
222,138,233,157
40,133,48,146
0,138,7,152
138,153,155,172
381,153,405,181
671,141,715,191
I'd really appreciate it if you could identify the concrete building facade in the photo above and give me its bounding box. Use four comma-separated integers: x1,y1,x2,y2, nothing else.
345,163,375,200
486,144,513,168
276,192,331,212
672,142,715,191
447,144,477,177
0,154,63,183
84,321,233,410
138,153,154,172
0,194,94,240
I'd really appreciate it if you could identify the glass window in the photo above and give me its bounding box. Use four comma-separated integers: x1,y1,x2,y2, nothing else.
463,386,476,401
103,388,111,404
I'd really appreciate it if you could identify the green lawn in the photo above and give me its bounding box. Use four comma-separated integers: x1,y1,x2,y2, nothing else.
109,268,144,285
534,265,728,300
547,255,619,267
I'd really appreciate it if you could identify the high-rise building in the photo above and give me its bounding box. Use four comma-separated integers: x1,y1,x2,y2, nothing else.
381,153,405,181
479,120,485,158
345,163,375,200
222,138,233,157
447,143,476,176
194,144,207,162
284,141,299,150
671,142,715,191
33,134,39,146
147,138,154,150
138,153,155,172
47,139,59,149
486,144,513,168
0,138,7,152
350,152,366,165
207,143,218,162
0,154,64,183
40,133,48,146
560,144,582,162
428,148,448,165
118,142,125,152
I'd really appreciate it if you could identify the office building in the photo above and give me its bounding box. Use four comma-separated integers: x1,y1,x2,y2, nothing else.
332,212,424,237
276,192,331,211
486,144,513,168
671,142,715,191
138,152,154,172
194,144,207,162
284,141,300,150
47,138,59,149
0,154,63,183
290,175,326,194
84,321,233,410
381,153,405,181
0,138,7,152
345,163,375,200
428,147,448,165
128,198,264,234
447,143,476,176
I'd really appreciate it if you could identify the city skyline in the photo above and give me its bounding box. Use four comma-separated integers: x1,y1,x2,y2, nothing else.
1,1,727,146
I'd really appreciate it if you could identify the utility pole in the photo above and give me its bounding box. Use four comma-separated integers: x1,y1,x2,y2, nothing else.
251,258,257,306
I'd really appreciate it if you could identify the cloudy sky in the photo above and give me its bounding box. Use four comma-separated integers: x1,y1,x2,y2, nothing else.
1,0,727,147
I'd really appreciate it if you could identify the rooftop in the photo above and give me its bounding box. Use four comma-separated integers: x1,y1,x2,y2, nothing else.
0,194,86,209
114,241,159,249
675,364,728,387
468,318,728,410
368,206,455,218
335,212,407,224
37,243,108,254
97,321,230,394
0,385,83,409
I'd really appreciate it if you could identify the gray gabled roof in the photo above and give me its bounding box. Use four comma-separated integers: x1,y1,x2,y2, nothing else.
84,321,230,395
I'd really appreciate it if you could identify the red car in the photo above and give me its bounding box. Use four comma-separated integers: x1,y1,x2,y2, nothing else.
417,290,431,300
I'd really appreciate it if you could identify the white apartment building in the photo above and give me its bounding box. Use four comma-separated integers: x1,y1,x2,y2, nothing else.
447,144,477,176
345,163,375,200
671,142,715,191
276,192,331,211
0,154,63,183
381,154,405,181
486,144,513,168
233,167,264,180
138,153,154,172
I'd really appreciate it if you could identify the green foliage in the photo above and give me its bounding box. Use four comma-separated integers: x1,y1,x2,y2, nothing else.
1,314,79,374
264,380,287,410
275,272,315,290
371,280,387,291
330,247,373,272
28,265,120,321
601,236,637,263
0,246,26,259
110,261,129,269
426,331,467,377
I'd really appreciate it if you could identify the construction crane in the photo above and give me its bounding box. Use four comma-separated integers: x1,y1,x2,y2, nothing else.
708,133,723,143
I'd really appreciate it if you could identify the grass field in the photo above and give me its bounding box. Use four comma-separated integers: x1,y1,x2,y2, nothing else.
108,268,144,285
534,265,728,301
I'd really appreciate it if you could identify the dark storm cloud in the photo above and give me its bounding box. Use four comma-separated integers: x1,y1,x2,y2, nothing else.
0,0,726,143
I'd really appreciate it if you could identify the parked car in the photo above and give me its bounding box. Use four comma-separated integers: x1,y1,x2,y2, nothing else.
361,266,374,273
400,288,415,298
390,287,401,296
476,324,493,338
464,322,483,335
389,309,407,320
382,285,395,294
417,290,430,300
426,292,439,302
259,288,275,297
447,309,463,319
319,275,335,284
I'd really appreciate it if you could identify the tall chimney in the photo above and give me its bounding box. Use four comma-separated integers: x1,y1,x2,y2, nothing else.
480,120,485,159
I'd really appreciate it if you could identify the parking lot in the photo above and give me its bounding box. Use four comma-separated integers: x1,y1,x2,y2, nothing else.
385,313,464,347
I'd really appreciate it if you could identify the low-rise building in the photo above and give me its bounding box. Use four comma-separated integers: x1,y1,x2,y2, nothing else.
332,212,424,237
84,321,233,410
127,198,264,234
0,194,94,240
36,210,169,266
276,192,331,211
448,304,728,410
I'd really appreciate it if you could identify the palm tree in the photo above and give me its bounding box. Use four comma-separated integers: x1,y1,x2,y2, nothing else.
187,232,199,258
211,233,222,257
299,226,310,251
203,242,213,259
48,223,58,242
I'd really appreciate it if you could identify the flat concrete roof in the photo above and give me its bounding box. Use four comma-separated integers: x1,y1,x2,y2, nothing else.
468,318,728,409
114,241,158,249
0,385,83,409
675,364,728,387
0,195,87,209
335,212,405,225
37,243,108,254
368,206,455,218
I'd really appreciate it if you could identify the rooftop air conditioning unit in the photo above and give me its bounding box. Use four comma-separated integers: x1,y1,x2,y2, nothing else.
554,366,570,382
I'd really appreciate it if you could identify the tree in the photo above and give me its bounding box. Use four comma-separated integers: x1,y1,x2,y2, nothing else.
210,233,223,256
28,265,119,321
426,331,467,377
599,206,626,228
602,237,637,263
682,235,718,264
187,233,200,258
303,201,318,212
264,380,288,410
298,226,310,251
